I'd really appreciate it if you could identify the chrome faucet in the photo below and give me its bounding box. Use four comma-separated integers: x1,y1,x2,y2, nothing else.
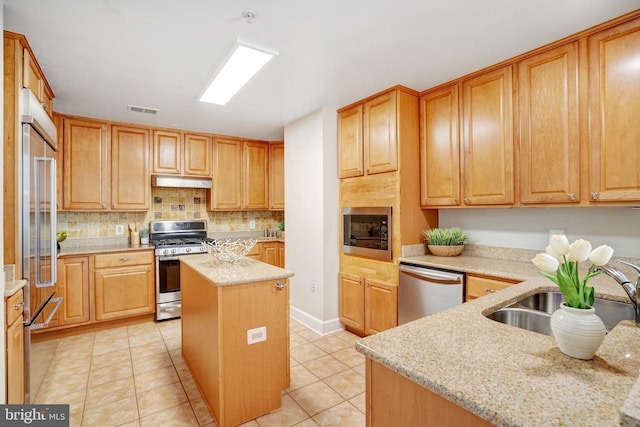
595,259,640,326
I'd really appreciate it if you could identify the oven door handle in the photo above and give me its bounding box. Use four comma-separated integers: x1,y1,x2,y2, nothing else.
158,256,180,261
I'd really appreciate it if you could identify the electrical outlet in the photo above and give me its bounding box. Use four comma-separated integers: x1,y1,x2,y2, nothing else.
115,224,124,235
249,220,256,230
247,326,267,345
311,284,316,292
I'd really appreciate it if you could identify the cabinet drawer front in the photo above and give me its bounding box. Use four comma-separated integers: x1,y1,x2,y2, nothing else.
466,275,518,299
6,289,25,325
94,251,154,268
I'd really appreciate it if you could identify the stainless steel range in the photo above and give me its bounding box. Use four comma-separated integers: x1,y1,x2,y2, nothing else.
150,220,214,321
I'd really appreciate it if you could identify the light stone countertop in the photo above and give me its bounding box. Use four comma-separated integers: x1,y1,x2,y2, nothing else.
179,253,294,285
58,244,154,257
4,279,26,298
357,254,640,426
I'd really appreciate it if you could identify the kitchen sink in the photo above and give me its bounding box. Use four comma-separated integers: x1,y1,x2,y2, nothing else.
486,291,635,336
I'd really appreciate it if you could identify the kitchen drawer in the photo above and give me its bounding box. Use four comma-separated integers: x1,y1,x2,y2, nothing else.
6,289,24,325
466,274,519,301
94,251,154,269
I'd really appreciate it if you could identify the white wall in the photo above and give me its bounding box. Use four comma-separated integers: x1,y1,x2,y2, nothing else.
440,207,640,258
1,0,7,403
284,108,340,334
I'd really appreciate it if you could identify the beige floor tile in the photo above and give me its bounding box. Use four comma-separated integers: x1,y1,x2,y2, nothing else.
35,388,85,413
287,365,320,392
331,330,362,345
289,382,344,416
289,332,309,348
238,421,260,427
137,381,188,418
290,357,300,368
85,376,135,409
181,377,203,401
351,362,365,377
313,336,352,354
349,392,366,414
163,335,182,350
139,401,199,427
82,395,138,427
302,355,349,379
129,330,164,348
132,351,173,375
323,369,365,400
89,359,133,387
44,358,91,380
93,327,128,344
330,347,365,368
127,322,161,337
93,338,130,356
130,340,168,360
292,419,320,427
255,394,308,427
37,370,88,398
312,401,365,427
134,364,180,393
289,320,307,332
290,343,327,364
173,361,193,381
296,328,324,342
169,348,185,365
90,348,131,369
117,420,141,427
69,410,83,427
54,344,94,362
190,397,214,425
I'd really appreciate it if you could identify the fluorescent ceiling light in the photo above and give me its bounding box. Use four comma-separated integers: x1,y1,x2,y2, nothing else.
199,40,278,105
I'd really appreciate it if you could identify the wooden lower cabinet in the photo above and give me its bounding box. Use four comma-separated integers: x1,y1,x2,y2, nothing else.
277,242,285,268
465,274,520,301
56,256,90,326
367,359,493,427
247,241,285,267
339,273,397,336
94,252,155,321
6,289,25,404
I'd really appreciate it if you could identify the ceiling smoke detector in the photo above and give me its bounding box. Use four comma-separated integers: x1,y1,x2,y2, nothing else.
127,104,159,115
242,10,256,24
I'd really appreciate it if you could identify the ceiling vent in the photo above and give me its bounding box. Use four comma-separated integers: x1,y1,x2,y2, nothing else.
127,104,159,115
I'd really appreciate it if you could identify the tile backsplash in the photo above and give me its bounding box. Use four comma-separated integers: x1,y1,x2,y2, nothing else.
57,188,284,238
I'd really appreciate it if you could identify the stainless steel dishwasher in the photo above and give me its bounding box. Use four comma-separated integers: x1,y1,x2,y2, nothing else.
399,263,465,325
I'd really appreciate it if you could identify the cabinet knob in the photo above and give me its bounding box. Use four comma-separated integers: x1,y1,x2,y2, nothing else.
463,198,470,204
274,281,285,290
568,193,576,201
590,192,599,200
484,287,496,294
452,198,457,204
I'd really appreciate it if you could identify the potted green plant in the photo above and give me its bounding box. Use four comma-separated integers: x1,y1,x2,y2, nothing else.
531,234,614,359
422,227,469,257
277,221,284,239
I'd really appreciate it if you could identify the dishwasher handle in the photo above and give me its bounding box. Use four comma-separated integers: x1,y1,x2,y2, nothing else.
399,264,463,285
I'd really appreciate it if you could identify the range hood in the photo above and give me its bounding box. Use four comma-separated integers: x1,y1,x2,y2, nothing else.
151,175,212,189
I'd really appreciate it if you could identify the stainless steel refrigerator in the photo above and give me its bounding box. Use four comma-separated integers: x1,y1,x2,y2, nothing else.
20,88,62,403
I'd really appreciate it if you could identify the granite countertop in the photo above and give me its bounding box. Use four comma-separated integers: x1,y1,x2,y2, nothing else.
179,253,294,286
357,253,640,426
58,244,154,257
4,279,26,298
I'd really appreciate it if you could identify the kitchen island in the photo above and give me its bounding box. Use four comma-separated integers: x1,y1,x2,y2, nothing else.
356,270,640,426
179,254,294,427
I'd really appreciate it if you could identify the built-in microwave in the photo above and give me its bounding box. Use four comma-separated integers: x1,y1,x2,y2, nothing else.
342,207,392,260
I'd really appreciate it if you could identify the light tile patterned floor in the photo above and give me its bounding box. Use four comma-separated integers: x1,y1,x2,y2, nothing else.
33,318,366,426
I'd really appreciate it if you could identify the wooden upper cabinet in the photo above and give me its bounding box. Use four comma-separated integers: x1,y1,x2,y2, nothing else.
589,16,640,203
419,85,460,207
461,66,514,206
184,133,212,177
210,137,242,210
63,118,109,210
111,125,150,210
22,47,54,117
519,43,580,205
153,131,212,177
152,130,181,175
338,104,364,178
244,140,269,210
364,91,398,175
269,142,285,210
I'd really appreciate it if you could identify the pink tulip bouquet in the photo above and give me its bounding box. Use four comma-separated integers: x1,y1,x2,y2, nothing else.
532,235,614,309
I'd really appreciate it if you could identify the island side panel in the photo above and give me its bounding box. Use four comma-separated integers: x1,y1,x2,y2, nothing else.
367,360,493,427
220,278,290,426
181,262,223,424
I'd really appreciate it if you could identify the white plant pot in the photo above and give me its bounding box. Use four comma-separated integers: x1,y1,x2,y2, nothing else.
550,302,606,360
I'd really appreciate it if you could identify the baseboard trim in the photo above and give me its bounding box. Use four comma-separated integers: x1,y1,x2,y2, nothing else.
289,305,343,336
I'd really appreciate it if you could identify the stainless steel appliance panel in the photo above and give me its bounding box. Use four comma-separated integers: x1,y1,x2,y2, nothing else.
399,263,464,325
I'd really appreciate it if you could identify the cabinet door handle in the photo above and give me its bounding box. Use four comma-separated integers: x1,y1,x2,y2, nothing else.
484,287,497,293
119,257,131,262
568,193,576,201
591,192,599,200
464,198,470,204
274,281,285,290
14,301,25,310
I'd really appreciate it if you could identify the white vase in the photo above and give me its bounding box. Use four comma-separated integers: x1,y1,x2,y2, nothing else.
550,302,606,360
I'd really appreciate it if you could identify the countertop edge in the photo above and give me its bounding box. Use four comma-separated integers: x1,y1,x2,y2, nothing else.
4,279,27,298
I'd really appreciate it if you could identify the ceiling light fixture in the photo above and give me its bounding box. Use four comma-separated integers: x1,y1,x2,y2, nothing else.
198,39,278,106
